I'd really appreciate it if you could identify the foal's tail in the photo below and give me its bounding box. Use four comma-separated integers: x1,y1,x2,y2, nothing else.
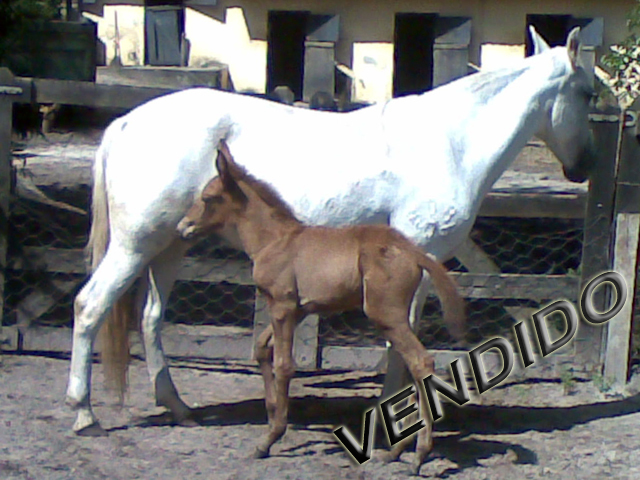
89,120,134,404
416,252,466,341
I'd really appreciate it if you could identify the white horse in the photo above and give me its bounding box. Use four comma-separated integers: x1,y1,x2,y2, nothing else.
66,27,595,435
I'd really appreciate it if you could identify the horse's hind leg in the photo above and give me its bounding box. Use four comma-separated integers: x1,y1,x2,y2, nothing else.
140,240,194,424
66,246,147,435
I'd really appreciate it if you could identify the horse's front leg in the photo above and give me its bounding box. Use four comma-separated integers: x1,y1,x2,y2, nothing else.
140,241,195,425
254,300,298,458
66,248,144,435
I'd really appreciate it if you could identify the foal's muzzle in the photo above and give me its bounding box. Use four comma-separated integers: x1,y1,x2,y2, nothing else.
177,218,197,240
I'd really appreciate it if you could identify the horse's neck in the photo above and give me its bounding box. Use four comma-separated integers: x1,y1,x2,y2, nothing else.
236,200,301,260
459,60,562,209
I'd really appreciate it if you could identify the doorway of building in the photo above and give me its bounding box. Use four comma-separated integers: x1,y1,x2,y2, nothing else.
393,13,437,97
267,11,309,100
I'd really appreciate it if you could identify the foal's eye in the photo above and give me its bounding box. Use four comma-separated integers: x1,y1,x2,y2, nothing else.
203,194,224,205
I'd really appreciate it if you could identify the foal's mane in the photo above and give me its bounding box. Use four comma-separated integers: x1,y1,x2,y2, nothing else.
225,154,301,223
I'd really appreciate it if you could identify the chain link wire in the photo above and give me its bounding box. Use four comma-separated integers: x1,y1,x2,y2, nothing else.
5,185,586,356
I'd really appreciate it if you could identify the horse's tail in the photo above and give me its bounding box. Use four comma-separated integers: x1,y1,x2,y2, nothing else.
415,252,466,341
89,120,134,404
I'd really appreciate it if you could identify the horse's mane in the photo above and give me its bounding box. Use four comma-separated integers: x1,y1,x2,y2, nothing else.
466,67,528,97
443,48,566,99
226,156,301,223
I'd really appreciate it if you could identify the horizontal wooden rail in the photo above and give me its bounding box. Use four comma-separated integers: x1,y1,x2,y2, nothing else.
1,324,580,378
10,247,579,301
13,76,177,109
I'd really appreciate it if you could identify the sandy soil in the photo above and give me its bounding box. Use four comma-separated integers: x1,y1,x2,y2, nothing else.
2,353,640,480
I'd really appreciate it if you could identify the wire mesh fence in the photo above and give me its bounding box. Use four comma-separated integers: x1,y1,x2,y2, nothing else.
318,217,584,350
4,182,586,357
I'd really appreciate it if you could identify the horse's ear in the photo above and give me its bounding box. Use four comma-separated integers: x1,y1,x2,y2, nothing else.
566,27,582,70
529,26,550,55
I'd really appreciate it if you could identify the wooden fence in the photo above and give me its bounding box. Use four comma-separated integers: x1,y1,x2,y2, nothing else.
0,66,639,388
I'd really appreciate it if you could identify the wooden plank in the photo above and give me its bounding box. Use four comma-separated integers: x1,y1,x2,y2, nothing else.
10,247,579,300
479,192,586,218
96,66,229,90
20,77,176,109
320,345,579,379
0,68,16,331
251,292,270,360
454,237,564,336
10,141,587,219
9,247,254,285
10,323,582,382
0,325,18,351
16,324,254,360
293,315,319,370
603,215,640,390
575,110,620,371
453,273,578,301
16,277,81,328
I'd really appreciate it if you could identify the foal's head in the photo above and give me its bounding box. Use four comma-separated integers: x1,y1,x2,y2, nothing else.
178,141,299,242
177,141,248,240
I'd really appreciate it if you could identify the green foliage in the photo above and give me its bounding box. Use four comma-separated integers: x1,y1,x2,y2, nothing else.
602,0,640,109
0,0,62,65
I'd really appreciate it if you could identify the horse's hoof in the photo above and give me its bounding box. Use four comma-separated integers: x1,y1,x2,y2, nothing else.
177,417,200,428
75,422,108,437
252,447,270,459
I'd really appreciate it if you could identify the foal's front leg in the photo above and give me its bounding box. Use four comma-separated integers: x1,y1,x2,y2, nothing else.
254,300,299,458
254,326,276,428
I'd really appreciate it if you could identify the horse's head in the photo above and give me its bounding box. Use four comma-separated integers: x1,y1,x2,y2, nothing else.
532,26,597,183
177,142,247,241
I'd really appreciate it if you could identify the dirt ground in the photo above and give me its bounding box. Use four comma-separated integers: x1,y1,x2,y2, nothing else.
3,353,640,480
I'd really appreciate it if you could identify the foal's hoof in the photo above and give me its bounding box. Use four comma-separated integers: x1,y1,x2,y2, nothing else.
75,422,108,437
410,461,423,476
379,450,402,464
252,447,270,459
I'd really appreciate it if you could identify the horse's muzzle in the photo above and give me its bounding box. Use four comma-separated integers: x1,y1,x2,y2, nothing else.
563,165,589,183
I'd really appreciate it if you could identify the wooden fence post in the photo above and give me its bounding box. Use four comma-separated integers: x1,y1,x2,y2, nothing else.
575,109,621,373
0,69,19,348
603,109,640,390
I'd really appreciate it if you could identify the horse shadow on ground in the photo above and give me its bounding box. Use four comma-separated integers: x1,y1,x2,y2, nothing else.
112,371,640,476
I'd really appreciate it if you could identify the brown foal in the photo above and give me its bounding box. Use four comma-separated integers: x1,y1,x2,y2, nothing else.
177,141,465,471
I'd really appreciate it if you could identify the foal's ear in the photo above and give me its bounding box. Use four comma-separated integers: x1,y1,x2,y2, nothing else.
529,26,550,55
566,27,582,71
215,142,247,202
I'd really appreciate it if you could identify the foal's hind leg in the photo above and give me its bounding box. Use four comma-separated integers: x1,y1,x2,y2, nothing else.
364,277,434,473
382,323,435,473
66,246,147,434
381,274,429,400
140,240,194,425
